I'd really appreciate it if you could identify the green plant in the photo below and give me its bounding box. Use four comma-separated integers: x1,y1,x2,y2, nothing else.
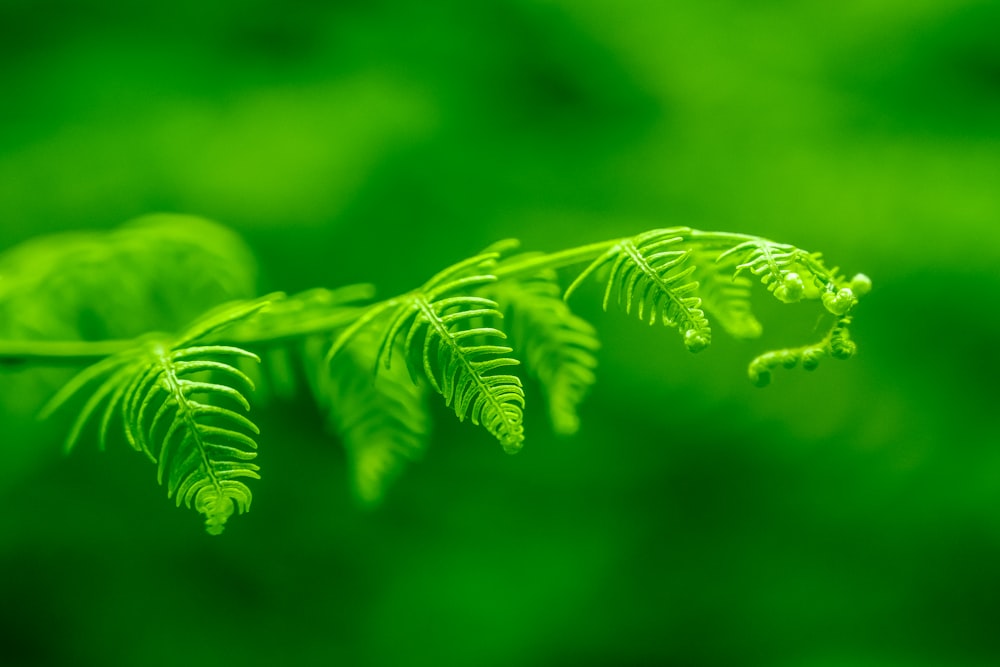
0,215,870,534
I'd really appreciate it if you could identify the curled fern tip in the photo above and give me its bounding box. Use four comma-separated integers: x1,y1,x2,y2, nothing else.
684,329,710,353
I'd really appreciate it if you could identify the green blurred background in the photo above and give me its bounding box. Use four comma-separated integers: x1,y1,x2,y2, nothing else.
2,1,999,665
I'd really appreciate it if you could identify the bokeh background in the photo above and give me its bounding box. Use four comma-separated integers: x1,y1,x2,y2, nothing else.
2,1,1000,665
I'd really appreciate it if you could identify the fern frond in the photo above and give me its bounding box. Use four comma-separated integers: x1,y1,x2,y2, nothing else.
329,250,525,453
307,332,429,506
716,238,835,306
482,264,598,436
716,238,809,302
40,295,278,533
715,237,871,320
142,343,261,535
565,228,711,353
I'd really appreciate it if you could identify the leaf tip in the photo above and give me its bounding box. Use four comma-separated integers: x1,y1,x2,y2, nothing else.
502,440,524,455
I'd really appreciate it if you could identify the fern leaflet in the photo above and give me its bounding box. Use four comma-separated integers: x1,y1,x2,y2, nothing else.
716,238,811,303
565,228,711,352
40,295,279,534
481,261,599,436
329,251,525,453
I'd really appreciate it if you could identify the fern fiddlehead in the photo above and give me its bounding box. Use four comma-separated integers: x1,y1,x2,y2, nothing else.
747,315,858,388
702,233,871,385
716,238,812,304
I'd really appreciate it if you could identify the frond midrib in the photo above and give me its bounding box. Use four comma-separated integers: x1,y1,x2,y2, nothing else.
153,345,225,501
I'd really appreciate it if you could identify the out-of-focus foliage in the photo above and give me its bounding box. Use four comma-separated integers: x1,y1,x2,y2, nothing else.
482,264,599,436
0,215,256,341
1,1,998,666
310,329,430,507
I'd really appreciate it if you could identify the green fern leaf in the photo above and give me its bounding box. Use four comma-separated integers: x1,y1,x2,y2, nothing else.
565,228,711,353
329,251,525,453
481,265,598,436
307,332,429,506
39,295,279,534
130,342,261,535
715,238,812,304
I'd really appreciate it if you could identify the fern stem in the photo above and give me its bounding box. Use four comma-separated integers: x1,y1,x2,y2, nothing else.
0,339,138,364
235,308,367,347
0,230,847,367
0,243,621,366
493,240,623,280
0,310,366,365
